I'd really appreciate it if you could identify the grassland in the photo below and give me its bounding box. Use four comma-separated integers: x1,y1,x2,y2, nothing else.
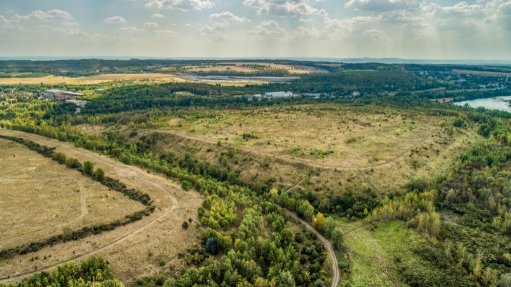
337,220,430,287
156,104,453,168
0,73,187,85
76,103,480,210
182,62,324,75
120,104,479,196
0,139,143,250
0,129,202,284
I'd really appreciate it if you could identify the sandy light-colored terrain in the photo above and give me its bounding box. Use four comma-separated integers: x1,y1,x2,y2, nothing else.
0,139,143,250
0,73,187,85
0,129,203,284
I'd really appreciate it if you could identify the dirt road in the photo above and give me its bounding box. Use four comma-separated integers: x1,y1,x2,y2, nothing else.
286,211,340,287
0,129,203,283
284,178,340,287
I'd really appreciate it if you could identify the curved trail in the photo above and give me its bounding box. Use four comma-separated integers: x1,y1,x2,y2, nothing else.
0,129,183,283
285,211,340,287
149,129,436,171
284,178,340,287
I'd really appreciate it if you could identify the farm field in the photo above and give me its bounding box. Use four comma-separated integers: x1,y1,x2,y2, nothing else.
0,138,144,250
0,129,203,284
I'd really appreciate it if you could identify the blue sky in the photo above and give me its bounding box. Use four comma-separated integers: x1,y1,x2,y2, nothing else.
0,0,510,59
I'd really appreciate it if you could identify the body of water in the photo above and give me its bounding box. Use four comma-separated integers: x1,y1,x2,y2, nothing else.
454,96,511,113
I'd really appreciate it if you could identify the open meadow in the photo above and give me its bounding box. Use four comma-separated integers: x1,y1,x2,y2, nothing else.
0,73,186,85
94,104,478,198
0,129,203,284
156,104,461,169
0,138,144,250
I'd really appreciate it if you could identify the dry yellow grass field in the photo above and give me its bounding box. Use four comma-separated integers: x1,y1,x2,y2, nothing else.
159,104,457,168
184,62,323,75
0,139,144,250
0,73,269,86
0,73,187,85
0,130,203,283
76,104,478,196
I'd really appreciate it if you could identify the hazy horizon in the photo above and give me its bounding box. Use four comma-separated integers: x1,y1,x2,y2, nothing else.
2,56,511,66
1,0,511,60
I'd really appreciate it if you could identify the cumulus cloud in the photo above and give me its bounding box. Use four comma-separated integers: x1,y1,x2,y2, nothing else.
497,1,511,26
151,13,165,18
243,0,327,17
197,11,249,36
104,16,127,24
249,20,285,36
144,22,159,28
145,0,214,11
13,9,73,21
210,12,250,29
0,9,79,35
345,0,422,12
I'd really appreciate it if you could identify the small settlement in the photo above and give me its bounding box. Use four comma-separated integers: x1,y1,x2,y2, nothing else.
44,89,87,113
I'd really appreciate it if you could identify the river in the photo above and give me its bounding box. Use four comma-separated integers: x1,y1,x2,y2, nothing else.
454,96,511,113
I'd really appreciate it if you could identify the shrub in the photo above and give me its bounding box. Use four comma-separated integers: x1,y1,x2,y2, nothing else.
83,161,94,175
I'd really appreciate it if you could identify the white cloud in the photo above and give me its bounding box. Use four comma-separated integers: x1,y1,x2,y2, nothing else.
210,12,250,29
496,1,511,28
15,9,72,21
197,11,250,35
119,26,142,32
249,20,285,36
151,13,165,18
145,0,214,11
1,9,79,35
424,2,483,17
144,22,159,28
345,0,421,12
104,16,127,24
243,0,327,17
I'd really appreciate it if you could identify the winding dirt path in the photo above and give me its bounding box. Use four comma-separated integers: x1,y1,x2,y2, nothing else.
0,129,200,283
285,211,340,287
284,178,340,287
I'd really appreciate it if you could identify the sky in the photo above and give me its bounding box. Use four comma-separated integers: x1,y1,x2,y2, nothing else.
0,0,510,60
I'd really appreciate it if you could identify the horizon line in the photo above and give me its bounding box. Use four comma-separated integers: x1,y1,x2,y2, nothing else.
1,56,511,65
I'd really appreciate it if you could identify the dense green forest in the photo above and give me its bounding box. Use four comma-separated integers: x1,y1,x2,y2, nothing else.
0,257,124,287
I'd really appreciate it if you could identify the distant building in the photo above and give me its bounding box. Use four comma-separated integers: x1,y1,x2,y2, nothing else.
95,88,105,93
44,89,84,101
263,91,294,98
